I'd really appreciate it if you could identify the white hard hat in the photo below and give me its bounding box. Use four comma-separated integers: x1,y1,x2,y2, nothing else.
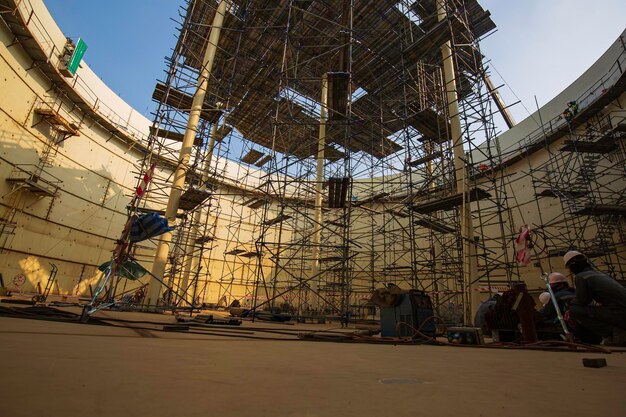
563,250,584,266
539,292,551,306
548,272,568,284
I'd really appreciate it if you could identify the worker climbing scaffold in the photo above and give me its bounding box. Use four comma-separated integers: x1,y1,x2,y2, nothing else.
562,100,579,122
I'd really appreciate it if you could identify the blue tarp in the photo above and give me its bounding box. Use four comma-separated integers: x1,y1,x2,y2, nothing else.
129,212,175,243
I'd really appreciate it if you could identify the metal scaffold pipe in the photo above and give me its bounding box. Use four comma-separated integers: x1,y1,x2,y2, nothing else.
147,0,227,306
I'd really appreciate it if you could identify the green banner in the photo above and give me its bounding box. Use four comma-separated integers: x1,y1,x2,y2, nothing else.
66,37,88,76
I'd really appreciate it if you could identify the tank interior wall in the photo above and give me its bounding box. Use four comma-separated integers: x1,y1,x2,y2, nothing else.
1,1,623,308
0,12,277,303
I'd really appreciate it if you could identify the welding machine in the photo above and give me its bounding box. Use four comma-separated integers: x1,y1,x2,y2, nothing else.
378,289,435,338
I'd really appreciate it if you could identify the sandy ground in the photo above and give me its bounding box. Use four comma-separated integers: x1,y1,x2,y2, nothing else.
0,307,625,417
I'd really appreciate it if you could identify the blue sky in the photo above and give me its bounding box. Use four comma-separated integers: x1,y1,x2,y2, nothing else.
45,0,181,116
45,0,626,124
481,0,626,122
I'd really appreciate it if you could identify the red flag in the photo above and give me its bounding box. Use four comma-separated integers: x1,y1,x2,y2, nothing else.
135,162,156,197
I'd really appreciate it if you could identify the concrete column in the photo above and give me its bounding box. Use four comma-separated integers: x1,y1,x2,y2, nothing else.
437,0,480,323
310,73,328,311
437,1,464,191
147,1,227,306
425,139,441,306
425,140,435,189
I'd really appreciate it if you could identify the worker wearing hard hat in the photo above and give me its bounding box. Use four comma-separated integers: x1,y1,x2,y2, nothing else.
564,251,626,346
538,292,551,307
541,271,599,343
541,272,575,322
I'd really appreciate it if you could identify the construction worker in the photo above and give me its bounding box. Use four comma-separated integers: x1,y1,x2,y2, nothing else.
562,108,574,122
562,101,579,122
538,292,551,307
564,251,626,346
538,272,597,343
341,310,352,328
542,272,574,321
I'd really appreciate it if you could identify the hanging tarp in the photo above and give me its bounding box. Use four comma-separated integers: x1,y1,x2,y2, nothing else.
98,260,148,281
129,212,175,243
515,225,532,266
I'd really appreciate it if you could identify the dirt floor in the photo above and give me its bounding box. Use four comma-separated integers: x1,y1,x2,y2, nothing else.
0,303,625,417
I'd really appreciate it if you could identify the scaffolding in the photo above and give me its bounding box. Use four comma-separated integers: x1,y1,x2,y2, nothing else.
528,106,626,277
132,0,526,323
137,0,233,308
1,0,623,325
